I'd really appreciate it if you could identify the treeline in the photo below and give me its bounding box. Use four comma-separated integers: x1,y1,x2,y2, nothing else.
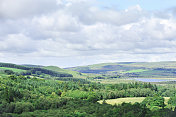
0,75,162,103
96,82,158,99
107,82,158,91
96,88,155,99
0,62,73,77
0,97,70,114
0,63,31,70
1,99,175,117
21,68,73,77
55,77,90,84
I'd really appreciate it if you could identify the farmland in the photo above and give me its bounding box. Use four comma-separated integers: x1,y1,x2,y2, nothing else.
98,97,170,105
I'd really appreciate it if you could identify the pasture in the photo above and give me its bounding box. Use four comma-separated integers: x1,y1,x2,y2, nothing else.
98,97,170,105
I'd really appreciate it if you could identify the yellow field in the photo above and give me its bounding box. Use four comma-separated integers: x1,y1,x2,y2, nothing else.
98,97,170,105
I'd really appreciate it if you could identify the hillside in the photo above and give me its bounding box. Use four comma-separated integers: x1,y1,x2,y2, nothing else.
0,62,93,84
43,66,89,79
0,62,73,79
66,61,176,78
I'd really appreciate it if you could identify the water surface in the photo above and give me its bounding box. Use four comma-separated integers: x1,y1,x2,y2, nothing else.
134,78,176,82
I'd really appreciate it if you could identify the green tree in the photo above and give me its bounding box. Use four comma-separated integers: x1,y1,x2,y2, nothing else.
87,92,99,102
142,95,165,109
4,70,14,75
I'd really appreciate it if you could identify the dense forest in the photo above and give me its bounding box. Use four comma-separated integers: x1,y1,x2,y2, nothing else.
0,74,176,116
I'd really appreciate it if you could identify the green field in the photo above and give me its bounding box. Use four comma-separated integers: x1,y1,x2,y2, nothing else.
121,69,148,73
0,67,26,73
98,97,170,105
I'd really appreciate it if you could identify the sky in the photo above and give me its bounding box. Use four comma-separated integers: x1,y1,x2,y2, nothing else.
98,0,176,10
1,0,176,68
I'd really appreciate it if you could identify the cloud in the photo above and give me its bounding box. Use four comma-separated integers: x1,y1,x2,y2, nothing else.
32,11,82,32
0,0,176,67
0,33,37,53
0,0,58,19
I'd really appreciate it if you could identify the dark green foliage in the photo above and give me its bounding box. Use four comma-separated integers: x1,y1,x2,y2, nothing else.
108,82,158,91
13,102,34,114
55,77,90,83
168,96,176,106
4,70,14,75
87,92,99,102
2,100,173,117
142,95,165,110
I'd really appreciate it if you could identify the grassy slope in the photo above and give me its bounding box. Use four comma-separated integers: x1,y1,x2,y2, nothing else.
0,64,74,79
44,66,90,79
0,67,26,78
98,97,170,105
121,69,149,73
0,63,97,79
0,67,26,73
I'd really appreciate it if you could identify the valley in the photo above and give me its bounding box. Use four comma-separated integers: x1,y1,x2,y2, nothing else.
1,61,176,116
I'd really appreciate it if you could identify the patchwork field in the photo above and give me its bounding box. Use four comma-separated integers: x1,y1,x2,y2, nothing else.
66,61,176,78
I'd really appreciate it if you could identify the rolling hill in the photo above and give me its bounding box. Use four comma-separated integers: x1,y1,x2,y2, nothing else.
1,61,176,79
0,62,73,78
0,62,92,84
43,66,89,79
65,61,176,78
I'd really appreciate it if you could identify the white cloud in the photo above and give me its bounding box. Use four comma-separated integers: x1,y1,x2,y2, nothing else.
0,0,58,18
0,0,176,67
0,33,37,53
32,11,82,32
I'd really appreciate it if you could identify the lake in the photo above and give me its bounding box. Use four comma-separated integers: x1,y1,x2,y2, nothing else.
133,78,176,82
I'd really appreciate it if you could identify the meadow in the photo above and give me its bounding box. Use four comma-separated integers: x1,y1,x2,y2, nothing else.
98,97,170,105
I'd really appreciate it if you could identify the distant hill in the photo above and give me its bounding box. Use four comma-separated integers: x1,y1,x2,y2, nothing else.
43,66,89,79
0,62,94,81
22,64,44,68
65,61,176,78
1,61,176,79
0,62,73,78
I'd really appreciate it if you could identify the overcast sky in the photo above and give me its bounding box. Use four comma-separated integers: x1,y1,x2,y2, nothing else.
1,0,176,67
